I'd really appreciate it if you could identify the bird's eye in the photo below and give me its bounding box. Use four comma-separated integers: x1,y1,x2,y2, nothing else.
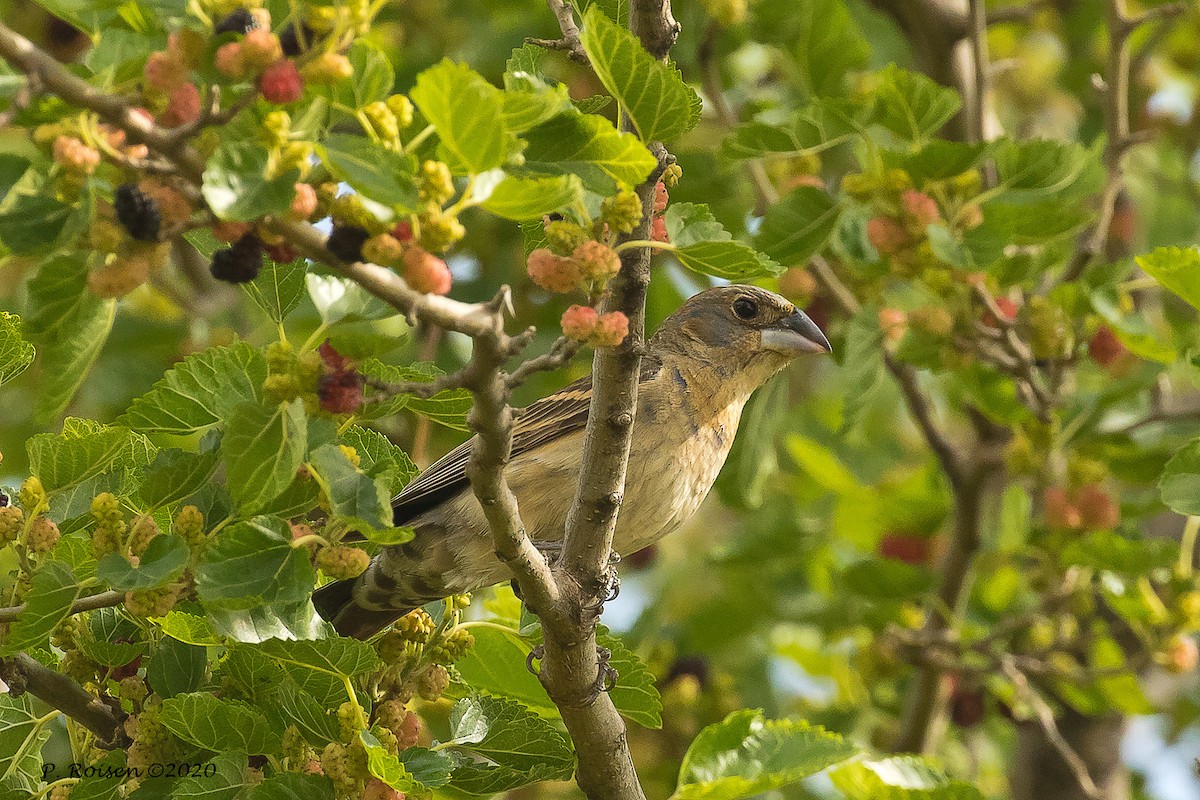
733,297,758,320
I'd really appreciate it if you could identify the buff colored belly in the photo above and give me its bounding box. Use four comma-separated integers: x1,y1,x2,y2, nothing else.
404,395,747,596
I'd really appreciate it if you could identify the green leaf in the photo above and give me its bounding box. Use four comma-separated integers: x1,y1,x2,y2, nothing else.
203,141,300,221
156,611,223,646
1137,247,1200,312
330,41,394,110
146,635,207,698
340,425,418,495
579,6,701,142
27,421,155,495
0,312,33,387
0,194,72,254
64,752,127,800
451,625,555,715
194,516,318,642
674,240,781,280
480,174,584,220
395,748,454,789
407,390,473,431
220,646,286,699
870,65,960,142
169,751,249,800
160,692,276,755
410,59,510,174
78,608,145,666
993,137,1099,201
139,447,221,510
664,203,729,248
23,253,116,419
1162,439,1200,515
266,681,341,747
447,696,575,795
522,111,658,194
222,400,308,514
505,44,546,77
306,274,396,325
319,134,420,212
598,629,662,729
751,0,868,97
574,94,613,114
723,100,858,160
247,772,335,800
830,756,983,800
755,186,840,267
674,710,858,800
257,636,383,680
883,141,988,182
360,730,417,793
0,562,78,655
1061,531,1176,575
837,307,885,434
501,72,573,133
118,342,267,436
0,694,53,792
841,559,934,600
308,443,394,536
243,259,308,324
96,534,189,591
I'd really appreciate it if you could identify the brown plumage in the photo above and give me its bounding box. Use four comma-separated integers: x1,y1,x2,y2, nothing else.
314,285,831,638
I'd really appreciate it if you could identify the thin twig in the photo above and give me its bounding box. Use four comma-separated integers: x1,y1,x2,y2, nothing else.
0,590,124,624
1001,657,1104,800
506,335,581,389
527,0,589,64
1055,0,1185,287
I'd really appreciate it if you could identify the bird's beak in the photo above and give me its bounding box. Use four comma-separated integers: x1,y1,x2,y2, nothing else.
761,309,832,355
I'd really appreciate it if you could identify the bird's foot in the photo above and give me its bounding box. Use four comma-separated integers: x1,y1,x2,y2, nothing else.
583,552,621,615
525,644,544,677
530,540,563,565
524,644,619,705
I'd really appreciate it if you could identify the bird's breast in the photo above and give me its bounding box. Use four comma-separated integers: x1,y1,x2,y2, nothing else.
614,397,745,554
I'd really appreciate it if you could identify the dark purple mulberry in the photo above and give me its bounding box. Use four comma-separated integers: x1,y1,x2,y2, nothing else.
210,232,264,284
326,224,370,264
114,184,161,242
214,9,257,34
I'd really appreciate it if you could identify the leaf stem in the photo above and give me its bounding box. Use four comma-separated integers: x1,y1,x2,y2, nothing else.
403,124,436,154
1179,516,1200,577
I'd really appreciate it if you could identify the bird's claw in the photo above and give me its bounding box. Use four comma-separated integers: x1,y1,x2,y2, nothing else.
531,540,563,565
526,644,545,676
583,556,621,614
525,644,619,704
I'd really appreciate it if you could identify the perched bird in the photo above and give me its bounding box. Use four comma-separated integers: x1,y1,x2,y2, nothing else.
315,285,831,638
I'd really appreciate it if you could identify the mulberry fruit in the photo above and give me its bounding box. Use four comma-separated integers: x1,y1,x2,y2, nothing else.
210,233,264,283
326,224,370,263
114,184,162,242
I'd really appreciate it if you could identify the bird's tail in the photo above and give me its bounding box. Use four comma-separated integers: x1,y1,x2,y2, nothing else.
312,578,416,640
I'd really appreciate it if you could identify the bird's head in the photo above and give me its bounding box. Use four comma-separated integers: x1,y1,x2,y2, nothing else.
651,285,831,383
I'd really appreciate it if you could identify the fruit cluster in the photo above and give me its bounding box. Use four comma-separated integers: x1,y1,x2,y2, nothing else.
844,167,982,278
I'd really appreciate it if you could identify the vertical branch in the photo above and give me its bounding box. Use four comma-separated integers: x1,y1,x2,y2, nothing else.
1057,0,1186,285
529,3,675,799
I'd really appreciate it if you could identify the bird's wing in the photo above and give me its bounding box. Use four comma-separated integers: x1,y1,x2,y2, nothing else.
389,356,662,525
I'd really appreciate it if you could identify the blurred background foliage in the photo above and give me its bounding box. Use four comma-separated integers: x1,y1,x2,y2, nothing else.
4,0,1200,798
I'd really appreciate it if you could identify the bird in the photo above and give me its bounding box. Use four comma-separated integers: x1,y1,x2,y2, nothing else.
314,285,832,638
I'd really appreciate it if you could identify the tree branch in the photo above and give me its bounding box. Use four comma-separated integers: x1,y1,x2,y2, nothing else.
1002,657,1103,800
0,654,126,744
1055,0,1185,286
0,590,124,625
527,0,589,64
